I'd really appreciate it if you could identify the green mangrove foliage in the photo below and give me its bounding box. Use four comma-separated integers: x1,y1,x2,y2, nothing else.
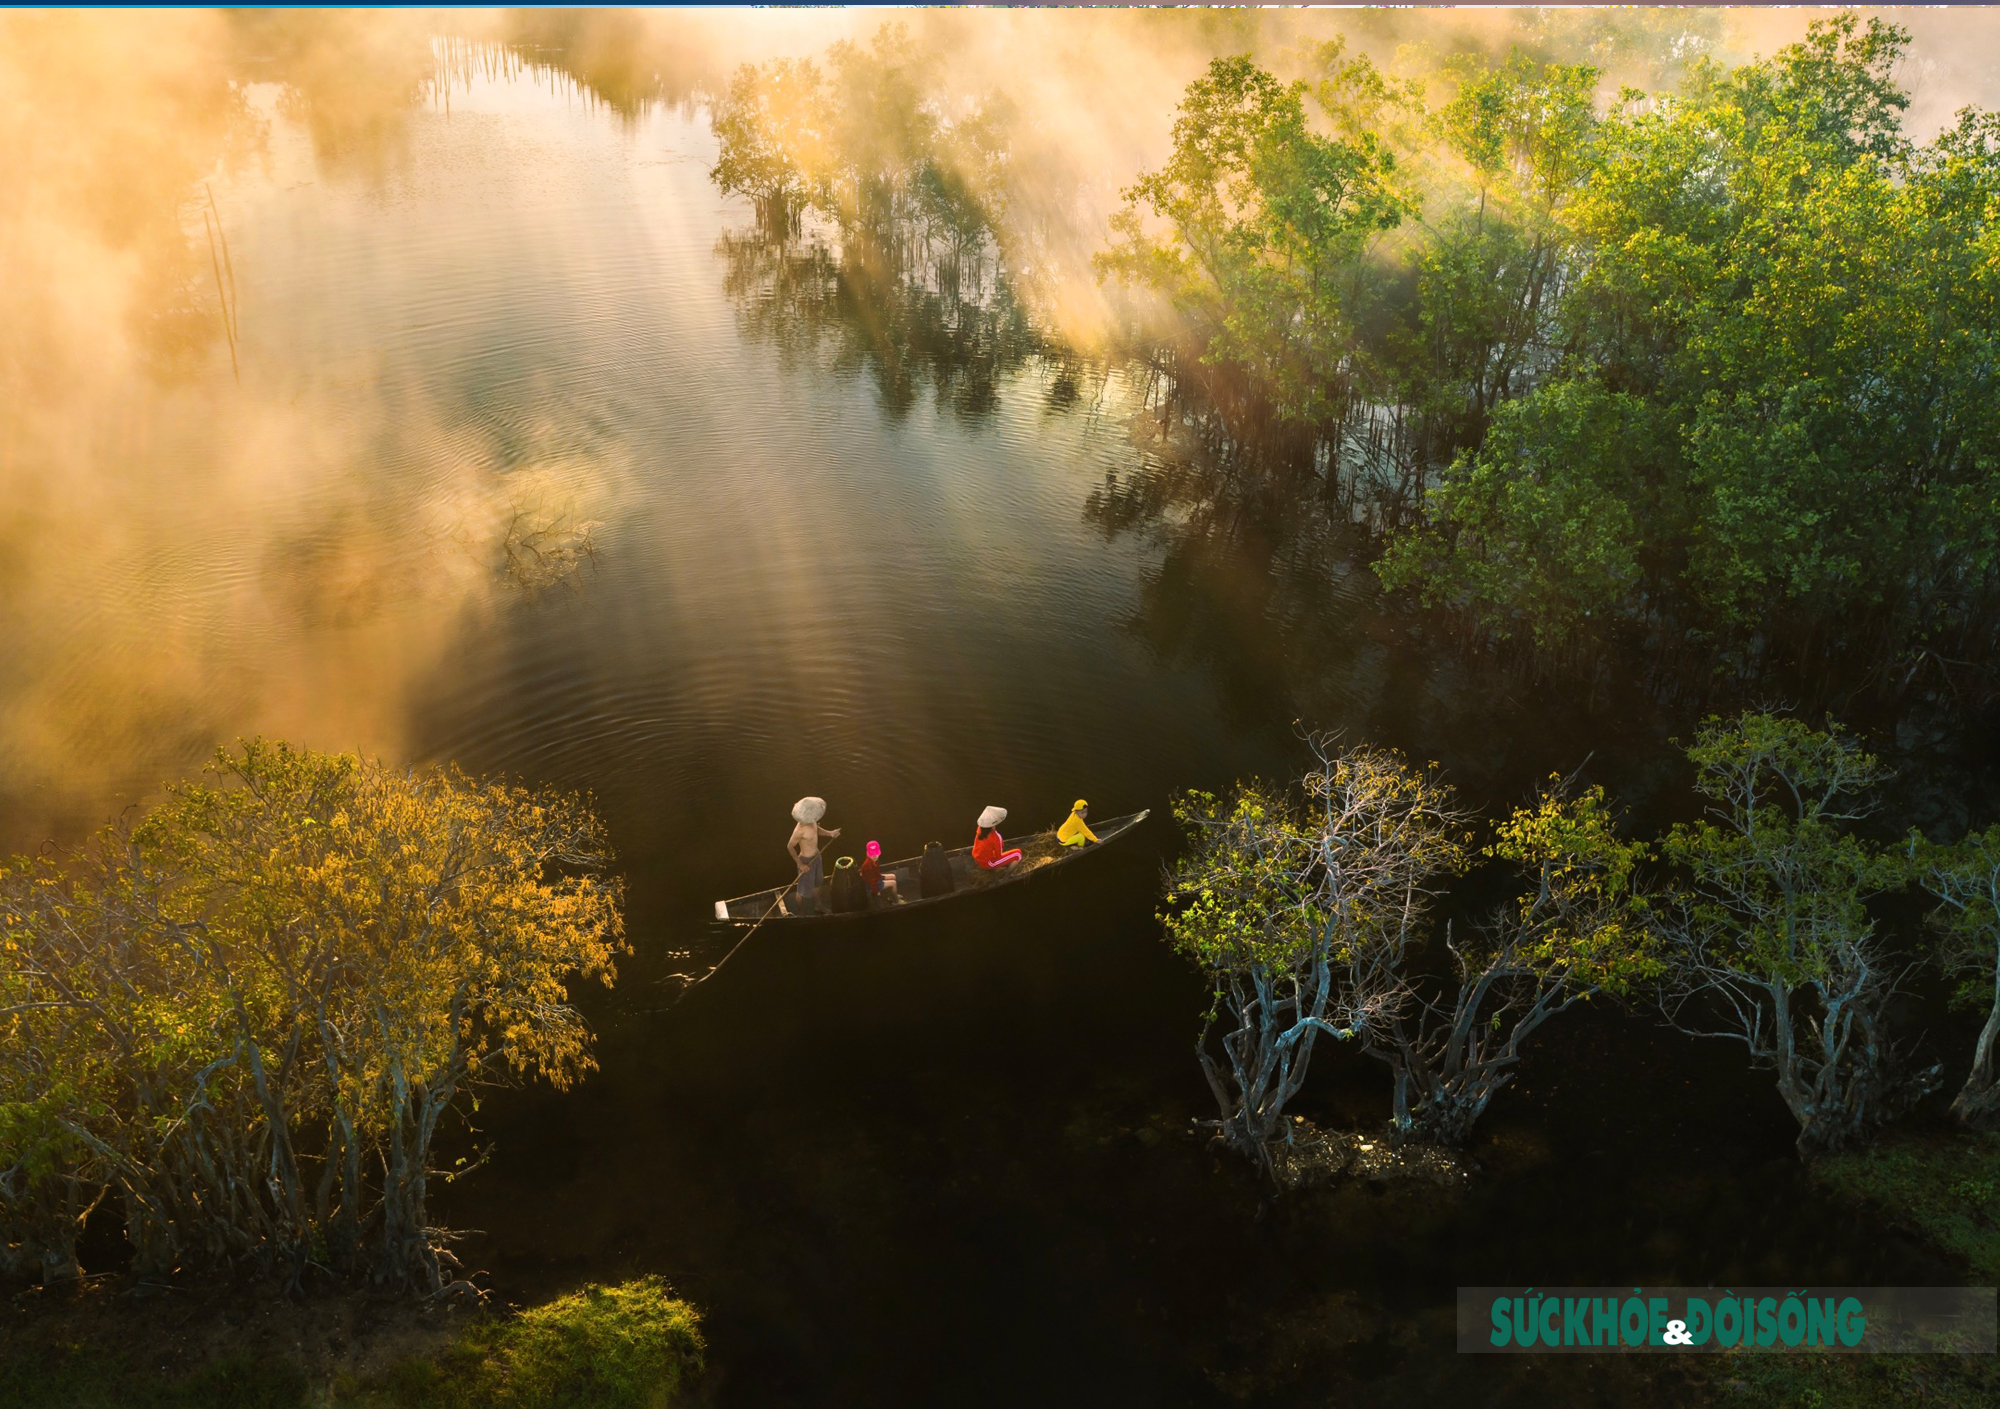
1096,51,1410,442
1164,712,2000,1163
0,741,625,1290
1161,777,1369,1171
1914,826,2000,1129
709,24,1014,258
1382,382,1655,661
1107,16,2000,697
1351,773,1658,1147
1163,737,1655,1163
709,55,833,232
1654,714,1936,1155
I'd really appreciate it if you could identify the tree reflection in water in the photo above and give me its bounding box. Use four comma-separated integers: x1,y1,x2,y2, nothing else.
717,222,1041,425
1083,436,1397,730
225,11,441,183
494,9,716,119
705,24,1066,424
1082,411,1702,813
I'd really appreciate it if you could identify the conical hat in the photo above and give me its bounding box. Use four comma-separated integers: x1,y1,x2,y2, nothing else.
978,805,1007,829
792,796,826,823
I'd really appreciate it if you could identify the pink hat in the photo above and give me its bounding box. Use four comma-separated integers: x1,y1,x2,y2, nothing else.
866,839,881,859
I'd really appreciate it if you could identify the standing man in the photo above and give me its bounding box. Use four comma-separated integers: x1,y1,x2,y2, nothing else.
788,797,840,914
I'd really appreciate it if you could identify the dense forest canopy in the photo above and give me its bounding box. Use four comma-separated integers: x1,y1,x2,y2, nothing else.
705,13,2000,714
1106,15,2000,701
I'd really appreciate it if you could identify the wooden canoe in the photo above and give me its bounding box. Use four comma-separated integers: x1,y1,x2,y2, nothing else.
712,810,1150,926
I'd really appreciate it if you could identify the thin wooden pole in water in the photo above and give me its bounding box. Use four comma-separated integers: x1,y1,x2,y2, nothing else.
201,198,239,384
205,185,239,343
655,870,806,1011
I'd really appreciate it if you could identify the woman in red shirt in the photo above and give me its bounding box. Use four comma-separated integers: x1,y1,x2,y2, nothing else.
972,805,1022,870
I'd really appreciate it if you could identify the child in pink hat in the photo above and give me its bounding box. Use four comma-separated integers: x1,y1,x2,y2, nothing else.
860,839,898,898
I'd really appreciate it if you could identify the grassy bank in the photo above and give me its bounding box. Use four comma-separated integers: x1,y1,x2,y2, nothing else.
1704,1349,2000,1409
1814,1130,2000,1284
0,1277,703,1409
0,1352,306,1409
354,1277,703,1409
1697,1129,2000,1409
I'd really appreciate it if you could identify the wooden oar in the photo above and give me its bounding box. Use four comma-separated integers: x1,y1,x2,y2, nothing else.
660,846,844,1007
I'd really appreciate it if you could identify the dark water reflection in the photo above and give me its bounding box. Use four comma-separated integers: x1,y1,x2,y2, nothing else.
718,227,1040,426
0,19,1974,1406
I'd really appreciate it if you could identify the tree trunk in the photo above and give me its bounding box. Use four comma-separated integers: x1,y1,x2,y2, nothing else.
0,1237,27,1283
1389,1059,1414,1140
35,1183,83,1288
1950,1075,2000,1131
121,1182,176,1277
1197,964,1346,1176
312,1007,366,1273
334,1106,366,1271
234,1016,308,1264
376,1056,426,1287
1952,978,2000,1130
39,1236,82,1289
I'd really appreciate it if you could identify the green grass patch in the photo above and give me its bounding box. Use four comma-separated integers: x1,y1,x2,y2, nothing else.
0,1349,308,1409
355,1276,704,1409
2,1277,702,1409
1704,1348,2000,1409
1712,1134,2000,1409
1814,1130,2000,1282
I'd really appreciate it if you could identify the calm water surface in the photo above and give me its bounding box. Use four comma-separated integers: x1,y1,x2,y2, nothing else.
1,43,1959,1407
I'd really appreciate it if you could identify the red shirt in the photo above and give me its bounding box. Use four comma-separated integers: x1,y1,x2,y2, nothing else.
972,829,1006,869
861,855,883,893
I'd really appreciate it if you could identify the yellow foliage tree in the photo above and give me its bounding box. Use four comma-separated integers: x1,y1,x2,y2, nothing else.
0,740,624,1291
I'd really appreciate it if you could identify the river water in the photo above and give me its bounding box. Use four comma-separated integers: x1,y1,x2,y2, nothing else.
0,24,1972,1407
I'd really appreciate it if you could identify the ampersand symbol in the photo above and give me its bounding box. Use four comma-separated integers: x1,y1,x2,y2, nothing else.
1662,1319,1694,1346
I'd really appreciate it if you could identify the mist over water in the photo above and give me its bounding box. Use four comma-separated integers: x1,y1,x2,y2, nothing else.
6,7,1999,847
4,9,1998,1400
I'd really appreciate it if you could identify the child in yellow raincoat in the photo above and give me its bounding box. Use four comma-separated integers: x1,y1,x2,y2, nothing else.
1057,799,1099,848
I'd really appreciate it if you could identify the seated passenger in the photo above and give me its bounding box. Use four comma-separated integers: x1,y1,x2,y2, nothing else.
972,805,1023,871
918,840,955,897
1057,799,1100,849
861,839,898,899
